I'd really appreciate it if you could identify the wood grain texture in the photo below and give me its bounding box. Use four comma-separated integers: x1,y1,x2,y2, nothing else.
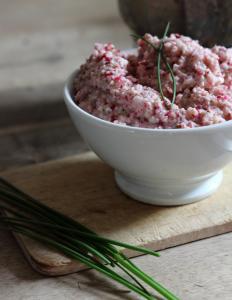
0,119,88,172
2,152,232,276
0,0,122,38
1,1,232,299
0,0,131,128
0,229,231,300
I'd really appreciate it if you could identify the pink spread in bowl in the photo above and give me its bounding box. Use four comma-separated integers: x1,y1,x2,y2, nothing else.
73,34,232,129
64,33,232,206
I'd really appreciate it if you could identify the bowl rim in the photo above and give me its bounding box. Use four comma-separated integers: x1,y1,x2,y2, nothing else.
64,69,232,133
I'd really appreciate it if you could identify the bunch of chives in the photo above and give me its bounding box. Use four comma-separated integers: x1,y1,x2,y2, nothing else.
0,177,179,300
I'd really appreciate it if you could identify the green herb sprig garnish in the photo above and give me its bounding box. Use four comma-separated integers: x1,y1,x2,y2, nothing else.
131,22,177,107
0,177,180,300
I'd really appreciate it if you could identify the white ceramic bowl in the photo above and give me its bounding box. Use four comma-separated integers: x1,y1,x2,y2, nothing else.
64,70,232,206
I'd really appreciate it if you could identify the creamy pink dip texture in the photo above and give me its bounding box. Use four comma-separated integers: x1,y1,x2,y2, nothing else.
74,34,232,129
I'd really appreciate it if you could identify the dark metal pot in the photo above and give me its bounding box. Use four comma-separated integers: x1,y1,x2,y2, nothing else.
118,0,232,47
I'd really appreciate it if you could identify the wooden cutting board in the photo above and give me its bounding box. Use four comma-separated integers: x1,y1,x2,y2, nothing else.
1,152,232,276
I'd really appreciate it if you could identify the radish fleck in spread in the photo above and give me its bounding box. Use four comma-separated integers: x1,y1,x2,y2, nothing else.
74,34,232,129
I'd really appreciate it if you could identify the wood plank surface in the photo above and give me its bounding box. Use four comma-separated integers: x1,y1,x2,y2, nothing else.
1,1,232,299
0,229,231,300
2,152,232,276
0,119,88,172
0,0,122,38
0,0,131,128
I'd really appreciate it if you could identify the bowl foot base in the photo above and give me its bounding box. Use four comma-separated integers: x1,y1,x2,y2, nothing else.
115,171,223,206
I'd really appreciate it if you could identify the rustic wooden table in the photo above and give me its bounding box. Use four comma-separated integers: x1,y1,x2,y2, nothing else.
0,1,231,299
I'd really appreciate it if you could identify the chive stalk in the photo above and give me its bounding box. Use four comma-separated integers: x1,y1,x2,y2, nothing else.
131,22,177,106
0,177,180,300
